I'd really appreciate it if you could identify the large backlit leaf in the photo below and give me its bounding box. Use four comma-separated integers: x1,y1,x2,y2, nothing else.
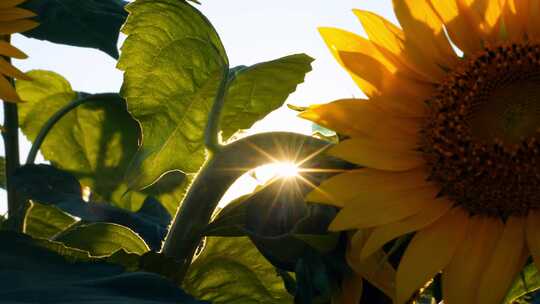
220,54,313,140
55,223,150,256
16,70,142,207
184,236,293,303
16,70,184,214
117,0,228,190
21,0,127,58
0,231,207,303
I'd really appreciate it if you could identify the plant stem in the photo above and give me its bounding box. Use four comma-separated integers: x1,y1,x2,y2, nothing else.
25,93,119,165
161,132,330,283
204,65,230,154
3,98,20,221
1,33,21,226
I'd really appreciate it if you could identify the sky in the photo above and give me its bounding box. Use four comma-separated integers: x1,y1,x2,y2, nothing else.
0,0,398,214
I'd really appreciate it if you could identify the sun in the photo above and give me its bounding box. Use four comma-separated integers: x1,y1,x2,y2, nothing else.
255,162,300,182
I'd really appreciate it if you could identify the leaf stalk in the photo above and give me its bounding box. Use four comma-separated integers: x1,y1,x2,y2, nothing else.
204,65,231,154
25,93,120,165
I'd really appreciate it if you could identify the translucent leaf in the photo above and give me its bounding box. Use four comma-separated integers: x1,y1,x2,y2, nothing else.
184,236,293,304
220,54,313,140
117,0,228,190
55,222,150,256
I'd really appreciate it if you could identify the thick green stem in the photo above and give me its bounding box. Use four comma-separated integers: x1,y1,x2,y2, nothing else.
3,100,20,222
25,93,119,165
161,132,330,282
1,33,22,227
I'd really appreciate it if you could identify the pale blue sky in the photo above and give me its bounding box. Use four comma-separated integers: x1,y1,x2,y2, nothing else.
1,1,397,214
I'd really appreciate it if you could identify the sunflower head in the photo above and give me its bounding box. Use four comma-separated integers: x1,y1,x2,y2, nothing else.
0,0,38,102
303,1,540,303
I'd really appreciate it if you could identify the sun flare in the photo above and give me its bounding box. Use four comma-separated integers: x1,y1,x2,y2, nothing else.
256,162,300,182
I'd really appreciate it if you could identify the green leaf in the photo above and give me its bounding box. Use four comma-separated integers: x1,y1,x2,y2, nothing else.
21,0,127,58
184,236,293,304
16,71,186,214
16,71,143,207
220,54,314,140
14,164,168,250
56,223,150,256
24,202,77,239
505,262,540,303
118,0,228,190
0,231,207,303
141,171,194,215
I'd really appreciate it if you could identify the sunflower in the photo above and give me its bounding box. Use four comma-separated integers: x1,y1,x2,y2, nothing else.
0,0,37,102
301,1,540,303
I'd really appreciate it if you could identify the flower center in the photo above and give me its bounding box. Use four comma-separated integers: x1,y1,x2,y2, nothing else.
422,43,540,217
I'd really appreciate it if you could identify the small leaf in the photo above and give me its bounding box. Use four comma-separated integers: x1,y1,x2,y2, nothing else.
184,236,293,304
0,231,207,303
118,0,228,190
55,222,150,256
220,54,314,140
505,262,540,303
14,164,168,250
141,170,193,215
24,202,77,239
21,0,128,58
287,104,308,112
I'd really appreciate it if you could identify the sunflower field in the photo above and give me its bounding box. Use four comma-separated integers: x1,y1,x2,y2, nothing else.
3,0,540,303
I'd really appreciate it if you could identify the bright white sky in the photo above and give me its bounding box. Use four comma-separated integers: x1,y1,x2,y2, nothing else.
0,1,397,214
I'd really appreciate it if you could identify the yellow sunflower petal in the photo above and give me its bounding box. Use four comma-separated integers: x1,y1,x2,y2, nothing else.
348,230,396,298
429,0,483,55
306,167,429,207
396,207,469,304
476,216,527,304
329,137,423,171
329,185,439,231
360,197,452,259
369,94,427,118
442,216,503,304
0,75,20,102
476,0,505,43
318,27,394,70
0,41,27,59
338,50,435,101
0,0,27,9
526,210,540,269
353,9,446,82
502,0,529,41
318,27,394,97
0,19,39,35
299,99,423,139
0,58,29,80
392,0,458,69
0,7,36,21
528,1,540,39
